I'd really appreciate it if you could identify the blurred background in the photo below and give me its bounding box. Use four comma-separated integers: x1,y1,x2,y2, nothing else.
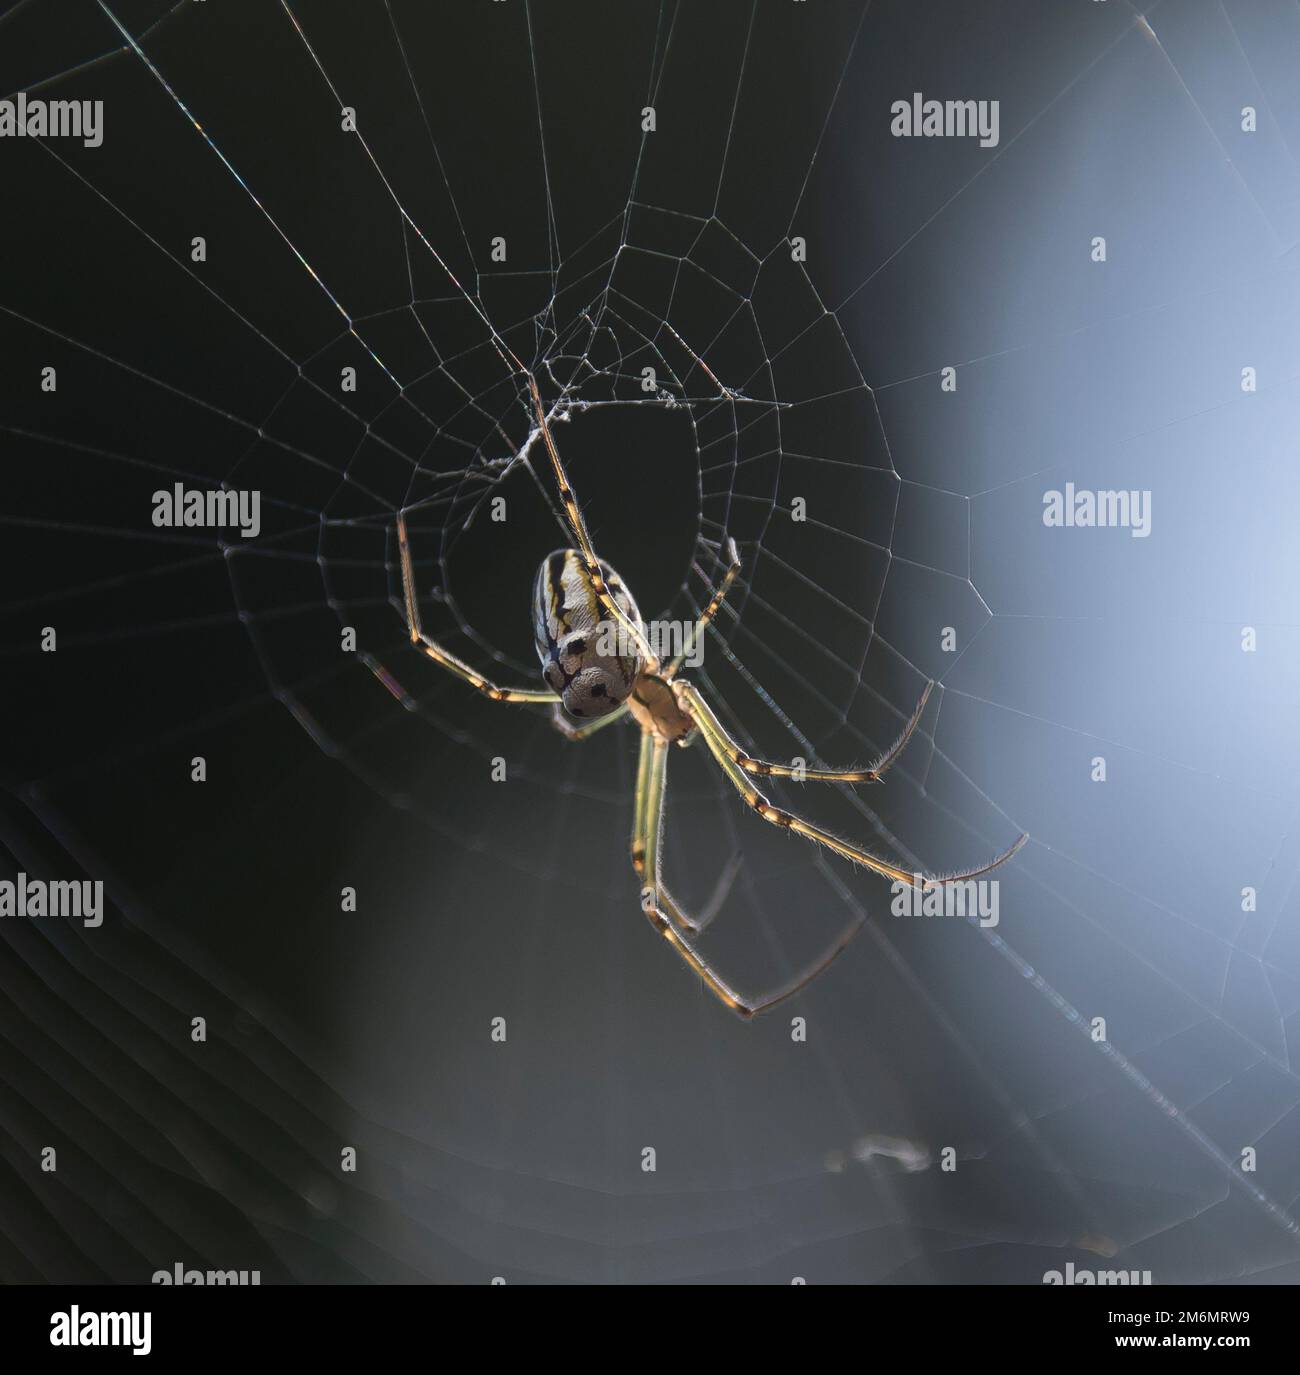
2,0,1300,1283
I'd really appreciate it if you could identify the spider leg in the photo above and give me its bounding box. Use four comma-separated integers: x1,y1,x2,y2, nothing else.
629,733,740,934
630,728,654,879
676,681,1028,887
665,536,742,680
722,681,935,784
630,730,694,934
633,733,868,1017
397,512,558,704
682,848,743,936
549,701,629,740
634,734,749,1012
526,378,659,670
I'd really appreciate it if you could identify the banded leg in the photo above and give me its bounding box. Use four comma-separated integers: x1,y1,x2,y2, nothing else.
635,735,751,1012
630,733,696,935
728,681,934,784
666,537,742,679
527,379,659,669
630,730,655,881
634,735,870,1017
397,511,558,703
677,681,1028,888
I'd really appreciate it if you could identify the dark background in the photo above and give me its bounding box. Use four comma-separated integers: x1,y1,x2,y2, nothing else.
3,0,1300,1284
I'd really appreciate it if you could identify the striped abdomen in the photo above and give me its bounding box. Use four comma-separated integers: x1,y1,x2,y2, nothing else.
532,549,644,718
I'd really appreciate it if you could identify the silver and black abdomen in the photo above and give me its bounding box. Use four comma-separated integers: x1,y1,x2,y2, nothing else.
532,549,644,718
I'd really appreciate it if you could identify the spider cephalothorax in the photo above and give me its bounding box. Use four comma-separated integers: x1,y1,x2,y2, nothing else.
394,379,1027,1018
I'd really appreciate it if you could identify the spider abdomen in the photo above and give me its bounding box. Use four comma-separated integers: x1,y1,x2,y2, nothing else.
532,549,644,718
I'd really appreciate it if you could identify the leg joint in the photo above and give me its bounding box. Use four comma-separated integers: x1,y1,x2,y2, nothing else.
757,801,792,828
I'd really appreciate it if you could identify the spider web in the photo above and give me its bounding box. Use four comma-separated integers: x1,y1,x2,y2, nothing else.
3,0,1300,1284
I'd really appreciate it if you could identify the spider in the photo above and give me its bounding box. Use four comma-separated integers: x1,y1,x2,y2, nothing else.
395,379,1027,1018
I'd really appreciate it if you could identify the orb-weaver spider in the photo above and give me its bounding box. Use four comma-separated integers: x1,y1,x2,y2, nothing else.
395,379,1027,1018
